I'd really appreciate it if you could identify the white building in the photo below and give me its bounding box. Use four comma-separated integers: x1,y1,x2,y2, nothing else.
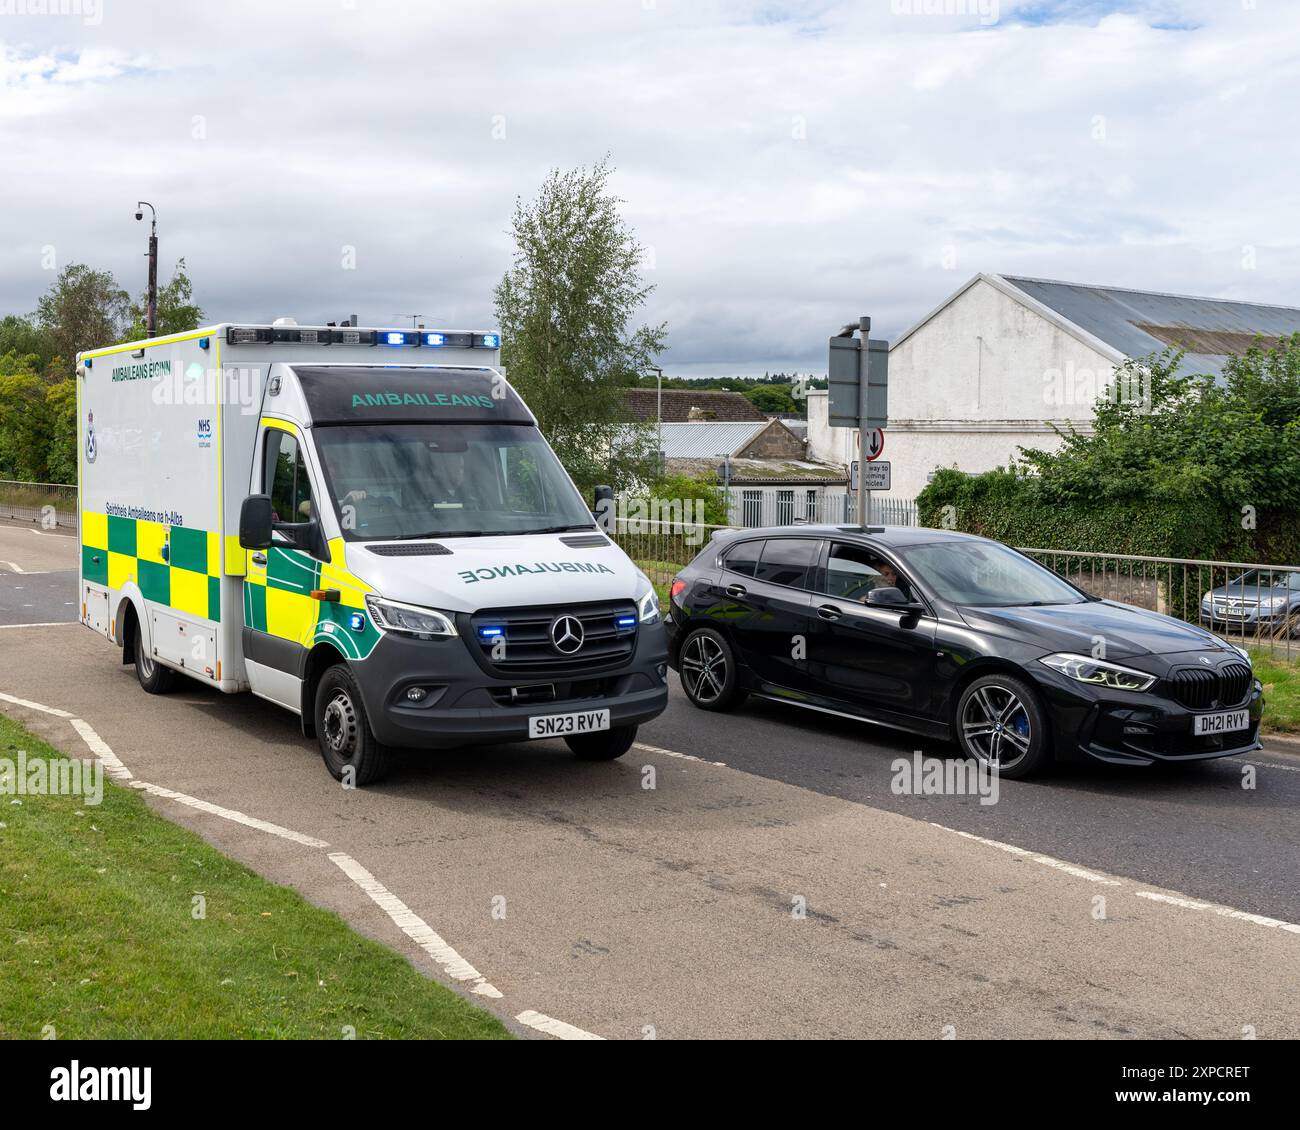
807,273,1300,502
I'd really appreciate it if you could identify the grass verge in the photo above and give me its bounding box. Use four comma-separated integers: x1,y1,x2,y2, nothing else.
1251,650,1300,736
0,713,510,1039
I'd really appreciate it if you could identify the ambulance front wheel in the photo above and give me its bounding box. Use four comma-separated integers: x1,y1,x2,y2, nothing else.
315,665,392,786
566,724,638,761
134,620,177,694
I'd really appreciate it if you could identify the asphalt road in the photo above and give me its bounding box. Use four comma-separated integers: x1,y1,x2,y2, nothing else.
2,520,1297,1039
0,521,79,626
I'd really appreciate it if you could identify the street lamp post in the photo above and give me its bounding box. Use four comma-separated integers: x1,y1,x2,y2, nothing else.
134,202,158,337
646,366,665,472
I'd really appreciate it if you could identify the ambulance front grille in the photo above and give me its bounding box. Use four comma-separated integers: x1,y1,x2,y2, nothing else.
466,600,638,676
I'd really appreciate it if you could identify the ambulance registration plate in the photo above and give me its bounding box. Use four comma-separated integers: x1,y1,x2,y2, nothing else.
528,709,611,739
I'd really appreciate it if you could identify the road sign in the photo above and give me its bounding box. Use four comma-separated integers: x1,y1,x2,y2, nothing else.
828,337,889,429
864,427,885,461
850,460,891,492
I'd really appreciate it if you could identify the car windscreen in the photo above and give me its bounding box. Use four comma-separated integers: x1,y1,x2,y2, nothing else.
901,541,1087,607
312,422,594,541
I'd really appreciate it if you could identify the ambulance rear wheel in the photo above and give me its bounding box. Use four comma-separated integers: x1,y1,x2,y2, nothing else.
315,665,392,786
134,620,176,694
566,724,637,761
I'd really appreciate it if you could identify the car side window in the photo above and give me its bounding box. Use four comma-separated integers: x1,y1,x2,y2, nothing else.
723,539,763,578
754,538,818,589
822,543,911,602
264,430,314,527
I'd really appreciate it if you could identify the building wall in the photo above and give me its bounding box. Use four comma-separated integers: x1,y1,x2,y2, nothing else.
807,277,1116,501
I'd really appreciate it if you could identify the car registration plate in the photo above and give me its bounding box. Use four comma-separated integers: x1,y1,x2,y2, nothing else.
528,709,611,739
1193,709,1250,736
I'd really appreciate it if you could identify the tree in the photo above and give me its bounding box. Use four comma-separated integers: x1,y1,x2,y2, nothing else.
0,315,50,370
125,258,204,341
743,384,797,414
35,264,130,376
494,158,666,493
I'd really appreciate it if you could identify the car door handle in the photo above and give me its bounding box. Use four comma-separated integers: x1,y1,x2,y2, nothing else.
725,584,747,598
818,604,842,621
251,552,267,566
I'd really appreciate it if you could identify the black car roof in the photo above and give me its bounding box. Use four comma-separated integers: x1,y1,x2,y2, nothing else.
712,524,994,549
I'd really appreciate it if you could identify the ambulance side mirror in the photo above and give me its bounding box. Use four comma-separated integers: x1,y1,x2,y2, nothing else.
239,494,274,549
592,484,614,529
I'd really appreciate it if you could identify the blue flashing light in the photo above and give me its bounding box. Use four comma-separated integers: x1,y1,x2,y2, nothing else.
198,337,210,350
384,331,410,347
349,613,366,633
615,615,637,631
481,333,500,348
478,626,505,640
84,357,92,369
424,332,446,347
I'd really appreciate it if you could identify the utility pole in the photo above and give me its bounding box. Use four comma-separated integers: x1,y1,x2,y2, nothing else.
135,202,158,337
647,366,665,471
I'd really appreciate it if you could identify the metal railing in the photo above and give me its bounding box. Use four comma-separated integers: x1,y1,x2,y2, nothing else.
0,479,77,530
612,514,1300,661
1019,548,1300,661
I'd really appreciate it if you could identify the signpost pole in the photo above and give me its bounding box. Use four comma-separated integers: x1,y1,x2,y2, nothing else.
858,316,871,530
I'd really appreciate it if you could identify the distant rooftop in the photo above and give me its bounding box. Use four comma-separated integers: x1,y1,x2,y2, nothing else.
624,387,764,423
893,273,1300,380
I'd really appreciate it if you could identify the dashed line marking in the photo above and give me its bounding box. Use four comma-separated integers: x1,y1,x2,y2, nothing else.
0,690,75,718
634,741,725,766
1135,891,1300,935
929,823,1123,885
328,852,503,999
515,1010,604,1040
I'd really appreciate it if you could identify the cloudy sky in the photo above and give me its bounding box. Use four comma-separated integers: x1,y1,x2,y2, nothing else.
2,0,1297,376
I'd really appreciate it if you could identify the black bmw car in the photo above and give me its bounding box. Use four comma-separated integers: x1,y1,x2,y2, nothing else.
665,525,1263,779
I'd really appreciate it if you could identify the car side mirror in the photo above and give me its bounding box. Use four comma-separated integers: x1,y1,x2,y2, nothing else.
239,494,273,549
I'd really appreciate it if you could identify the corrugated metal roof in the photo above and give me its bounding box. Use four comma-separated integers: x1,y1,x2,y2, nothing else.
656,420,768,459
1002,275,1300,378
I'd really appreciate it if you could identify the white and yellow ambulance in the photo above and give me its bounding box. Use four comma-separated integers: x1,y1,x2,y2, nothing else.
76,322,667,784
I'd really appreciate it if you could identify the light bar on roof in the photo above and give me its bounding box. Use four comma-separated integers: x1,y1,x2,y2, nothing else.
224,326,502,349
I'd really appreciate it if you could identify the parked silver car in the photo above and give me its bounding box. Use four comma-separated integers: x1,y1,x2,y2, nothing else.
1200,569,1300,637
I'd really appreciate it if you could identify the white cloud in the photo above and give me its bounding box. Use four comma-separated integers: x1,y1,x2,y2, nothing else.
0,0,1297,374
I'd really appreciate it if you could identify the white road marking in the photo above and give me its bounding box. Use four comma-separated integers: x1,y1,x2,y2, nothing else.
0,690,75,718
929,823,1123,885
0,560,25,573
0,622,78,630
515,1010,604,1041
1135,891,1300,935
634,741,725,767
1246,759,1300,774
328,852,503,998
131,780,329,848
69,718,133,782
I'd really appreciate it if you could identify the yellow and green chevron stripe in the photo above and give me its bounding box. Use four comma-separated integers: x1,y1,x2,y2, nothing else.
243,539,383,660
82,512,222,622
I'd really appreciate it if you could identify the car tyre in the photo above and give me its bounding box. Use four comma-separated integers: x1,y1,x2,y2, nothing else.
678,627,747,712
566,724,637,761
315,664,392,786
134,619,177,694
955,673,1050,780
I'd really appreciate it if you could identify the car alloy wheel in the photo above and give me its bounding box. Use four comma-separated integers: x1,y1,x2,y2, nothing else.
681,632,727,705
961,683,1033,771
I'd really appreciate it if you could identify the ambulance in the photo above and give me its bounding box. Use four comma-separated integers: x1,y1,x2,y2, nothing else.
76,322,668,784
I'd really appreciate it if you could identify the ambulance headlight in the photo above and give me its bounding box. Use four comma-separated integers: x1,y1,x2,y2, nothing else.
636,584,660,625
364,595,457,639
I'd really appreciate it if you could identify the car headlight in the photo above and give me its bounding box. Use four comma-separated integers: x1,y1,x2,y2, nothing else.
364,595,457,639
1039,653,1157,692
637,586,660,624
1233,645,1251,663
